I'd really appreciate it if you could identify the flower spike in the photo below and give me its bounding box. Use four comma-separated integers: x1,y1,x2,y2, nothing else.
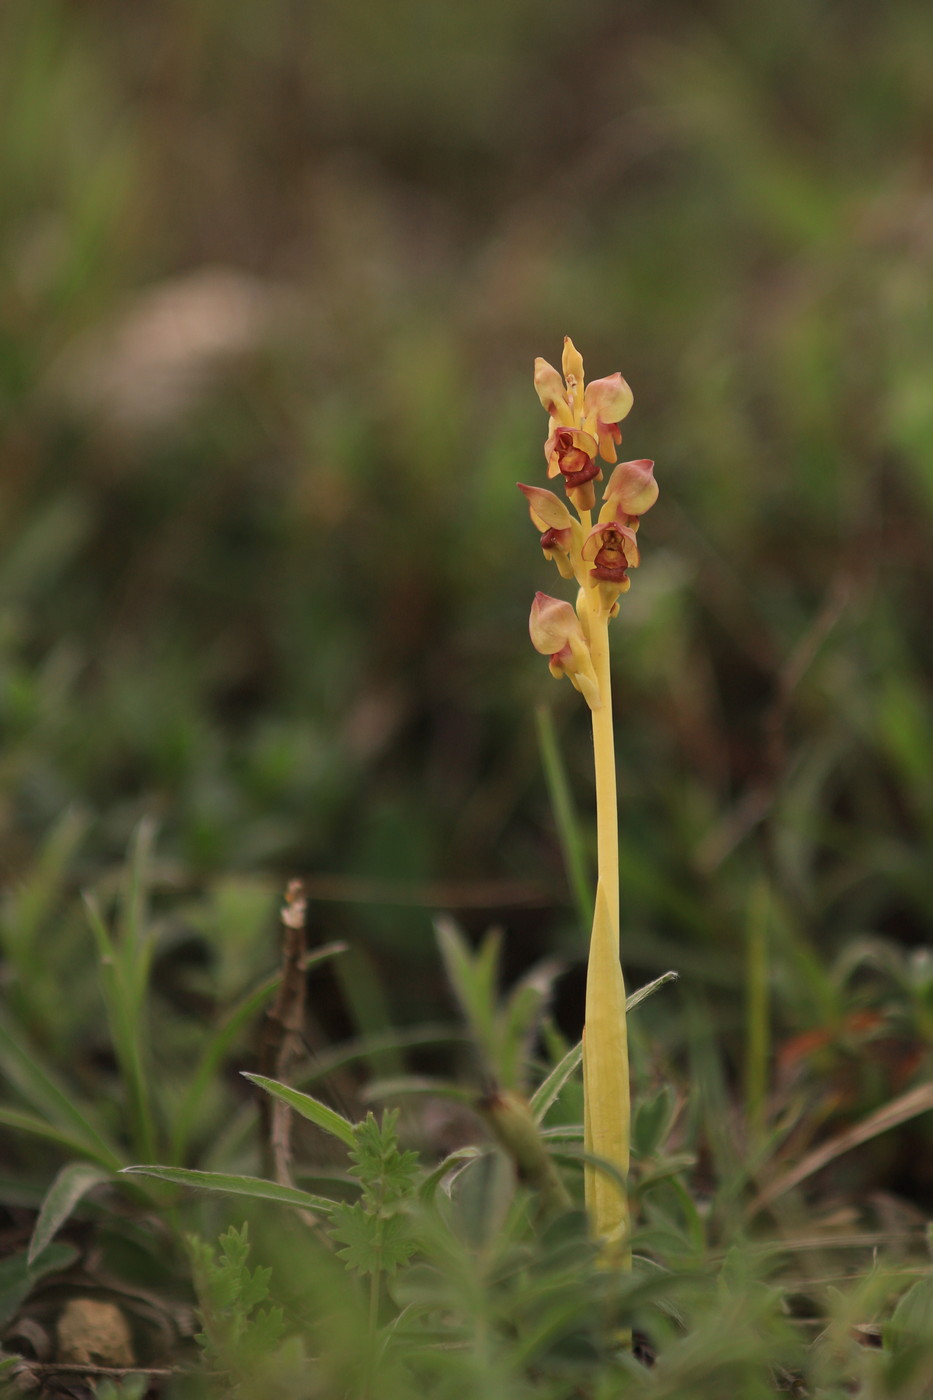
525,341,658,1278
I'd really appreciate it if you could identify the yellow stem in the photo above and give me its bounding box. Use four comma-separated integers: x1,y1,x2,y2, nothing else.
587,606,619,940
582,592,631,1269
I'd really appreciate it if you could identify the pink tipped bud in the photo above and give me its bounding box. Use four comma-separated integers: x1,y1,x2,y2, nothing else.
584,372,634,426
529,593,601,706
533,358,570,421
529,592,585,658
600,459,658,520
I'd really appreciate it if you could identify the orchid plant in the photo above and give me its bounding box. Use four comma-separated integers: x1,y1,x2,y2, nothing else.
521,338,658,1265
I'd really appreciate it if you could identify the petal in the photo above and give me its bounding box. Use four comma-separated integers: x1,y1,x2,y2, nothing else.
584,372,633,426
529,592,585,656
534,359,572,423
517,483,574,532
540,525,574,560
600,459,658,518
597,424,622,464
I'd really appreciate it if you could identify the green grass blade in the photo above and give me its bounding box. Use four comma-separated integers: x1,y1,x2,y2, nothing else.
530,1041,583,1124
530,974,678,1123
419,1147,483,1204
120,1165,336,1214
625,970,679,1013
744,877,770,1155
292,1023,468,1088
364,1075,474,1105
0,1011,121,1167
0,1106,121,1170
83,893,157,1162
241,1074,357,1148
434,917,500,1065
169,973,280,1164
0,807,89,982
27,1161,112,1263
498,960,562,1091
332,944,405,1076
534,703,594,928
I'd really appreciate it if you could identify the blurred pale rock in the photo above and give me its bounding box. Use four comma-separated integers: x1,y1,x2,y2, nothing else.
55,1297,135,1367
54,267,290,435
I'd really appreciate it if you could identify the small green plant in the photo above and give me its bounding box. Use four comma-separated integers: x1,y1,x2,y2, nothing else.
187,1222,286,1374
88,1375,149,1400
329,1110,421,1325
0,824,346,1273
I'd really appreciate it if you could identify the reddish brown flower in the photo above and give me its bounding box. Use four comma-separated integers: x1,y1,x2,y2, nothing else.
582,521,639,587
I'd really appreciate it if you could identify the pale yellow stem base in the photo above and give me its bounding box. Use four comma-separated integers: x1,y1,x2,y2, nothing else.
583,881,631,1266
582,599,631,1268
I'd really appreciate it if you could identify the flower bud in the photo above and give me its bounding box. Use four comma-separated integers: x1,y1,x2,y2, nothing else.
600,459,658,522
533,358,572,422
529,593,601,706
561,336,586,403
583,373,634,463
583,372,633,426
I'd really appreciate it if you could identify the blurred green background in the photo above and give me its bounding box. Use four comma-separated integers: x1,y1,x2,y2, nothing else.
2,0,932,1174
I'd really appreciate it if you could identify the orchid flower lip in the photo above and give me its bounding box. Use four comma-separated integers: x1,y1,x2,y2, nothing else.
582,520,639,560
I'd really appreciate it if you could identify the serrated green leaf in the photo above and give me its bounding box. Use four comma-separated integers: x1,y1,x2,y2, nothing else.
330,1202,417,1276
